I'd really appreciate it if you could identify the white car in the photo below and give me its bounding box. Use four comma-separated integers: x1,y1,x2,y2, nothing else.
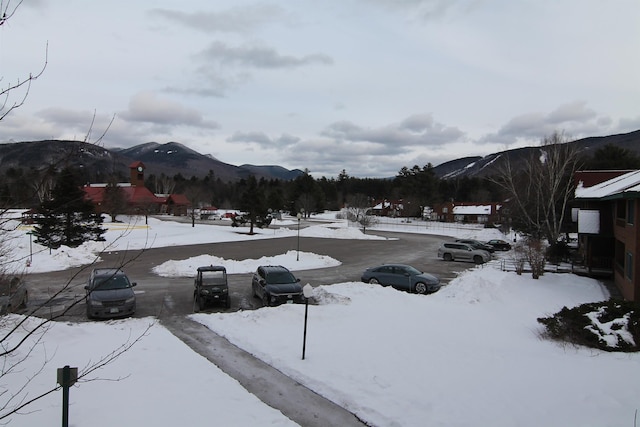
437,242,491,264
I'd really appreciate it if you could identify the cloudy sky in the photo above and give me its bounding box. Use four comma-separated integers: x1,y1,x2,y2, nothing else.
0,0,638,178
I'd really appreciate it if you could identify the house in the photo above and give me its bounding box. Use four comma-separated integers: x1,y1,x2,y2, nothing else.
573,170,640,301
432,202,503,224
371,199,404,217
83,161,190,216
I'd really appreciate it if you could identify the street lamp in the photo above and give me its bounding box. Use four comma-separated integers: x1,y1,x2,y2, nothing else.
296,209,304,261
26,230,34,266
302,283,313,360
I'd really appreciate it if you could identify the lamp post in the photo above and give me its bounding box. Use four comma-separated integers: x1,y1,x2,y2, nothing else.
302,283,313,360
296,209,304,261
27,231,34,266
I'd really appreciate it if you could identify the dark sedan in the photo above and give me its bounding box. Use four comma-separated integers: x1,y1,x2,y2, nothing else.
486,239,512,251
361,264,440,294
455,238,496,253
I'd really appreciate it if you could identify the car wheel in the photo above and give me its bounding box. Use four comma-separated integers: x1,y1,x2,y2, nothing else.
415,282,427,294
368,278,380,285
193,292,199,312
225,296,231,309
262,292,271,307
198,293,206,311
443,253,453,261
473,255,484,264
19,291,28,309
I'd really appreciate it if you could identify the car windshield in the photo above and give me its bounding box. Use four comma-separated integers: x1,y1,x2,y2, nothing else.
200,270,226,285
93,275,131,290
403,266,422,276
266,271,296,284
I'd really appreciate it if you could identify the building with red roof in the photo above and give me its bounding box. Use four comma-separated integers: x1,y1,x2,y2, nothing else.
83,161,190,216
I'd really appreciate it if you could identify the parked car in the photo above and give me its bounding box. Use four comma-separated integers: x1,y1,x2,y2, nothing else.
0,277,28,315
361,264,441,294
486,239,512,251
85,268,137,319
455,238,496,253
438,242,491,264
252,265,304,306
193,265,229,311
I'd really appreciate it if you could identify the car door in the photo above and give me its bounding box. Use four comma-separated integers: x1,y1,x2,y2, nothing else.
253,269,265,298
390,266,411,291
374,266,395,286
455,244,473,261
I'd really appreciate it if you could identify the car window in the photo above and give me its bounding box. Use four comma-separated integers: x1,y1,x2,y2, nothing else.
376,266,393,274
93,275,131,290
403,266,421,275
201,270,225,285
266,271,296,284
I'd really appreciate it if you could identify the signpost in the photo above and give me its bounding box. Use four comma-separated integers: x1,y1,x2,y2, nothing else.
57,365,78,427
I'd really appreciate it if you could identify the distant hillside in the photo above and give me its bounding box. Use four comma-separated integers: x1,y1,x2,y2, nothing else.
432,130,640,179
0,130,637,183
0,140,304,183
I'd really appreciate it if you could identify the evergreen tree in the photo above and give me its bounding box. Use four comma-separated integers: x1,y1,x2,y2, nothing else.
33,167,105,249
237,175,271,234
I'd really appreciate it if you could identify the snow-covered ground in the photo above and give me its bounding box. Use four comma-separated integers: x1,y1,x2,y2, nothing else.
2,213,639,427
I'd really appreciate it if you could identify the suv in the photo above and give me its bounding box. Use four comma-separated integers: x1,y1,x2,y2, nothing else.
437,242,491,264
252,265,304,306
193,265,229,311
85,268,137,319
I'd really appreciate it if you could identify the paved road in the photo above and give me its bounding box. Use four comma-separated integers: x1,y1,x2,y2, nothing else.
23,224,467,426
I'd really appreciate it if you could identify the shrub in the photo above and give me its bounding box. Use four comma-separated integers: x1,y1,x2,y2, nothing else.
538,300,640,352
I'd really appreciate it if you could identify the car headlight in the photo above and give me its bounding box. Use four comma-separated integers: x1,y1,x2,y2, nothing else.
125,296,135,304
89,299,102,307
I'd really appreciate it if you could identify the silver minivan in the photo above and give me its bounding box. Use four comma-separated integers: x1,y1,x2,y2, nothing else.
437,242,491,264
85,268,137,319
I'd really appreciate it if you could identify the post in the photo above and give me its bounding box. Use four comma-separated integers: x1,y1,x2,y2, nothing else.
302,284,313,360
296,210,303,261
57,365,78,427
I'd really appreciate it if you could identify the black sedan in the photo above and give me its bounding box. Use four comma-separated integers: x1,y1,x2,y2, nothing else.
486,239,512,251
455,238,496,253
361,264,440,294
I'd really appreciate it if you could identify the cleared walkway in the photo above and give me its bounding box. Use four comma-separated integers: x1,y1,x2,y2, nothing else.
162,316,369,427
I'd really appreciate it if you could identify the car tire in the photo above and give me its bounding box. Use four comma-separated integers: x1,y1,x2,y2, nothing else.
19,291,28,309
473,255,484,264
415,282,427,294
193,292,199,313
198,294,206,311
262,293,270,307
368,278,380,285
225,296,231,309
443,253,453,261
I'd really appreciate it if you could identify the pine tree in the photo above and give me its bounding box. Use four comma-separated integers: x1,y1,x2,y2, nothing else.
33,167,105,249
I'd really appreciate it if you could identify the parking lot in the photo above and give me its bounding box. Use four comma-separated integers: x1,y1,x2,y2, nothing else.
23,226,472,321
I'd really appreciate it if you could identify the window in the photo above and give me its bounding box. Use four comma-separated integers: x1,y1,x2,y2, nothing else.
626,252,633,280
627,200,635,225
615,240,625,271
616,200,626,220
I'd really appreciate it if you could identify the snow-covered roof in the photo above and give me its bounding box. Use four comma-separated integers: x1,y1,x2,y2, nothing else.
453,205,491,215
574,170,640,199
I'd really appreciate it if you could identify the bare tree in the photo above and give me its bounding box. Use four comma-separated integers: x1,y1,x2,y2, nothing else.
345,194,378,234
0,5,151,417
0,1,48,122
491,131,582,246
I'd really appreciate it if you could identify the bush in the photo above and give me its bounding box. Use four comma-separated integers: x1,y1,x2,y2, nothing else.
538,300,640,352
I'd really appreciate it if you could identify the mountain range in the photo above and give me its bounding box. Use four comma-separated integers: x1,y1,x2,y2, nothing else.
0,130,638,182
